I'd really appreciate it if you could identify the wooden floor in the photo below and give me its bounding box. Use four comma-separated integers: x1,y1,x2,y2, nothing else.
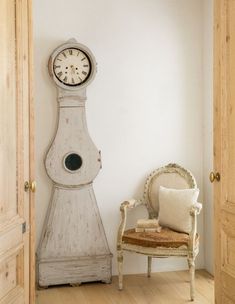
36,270,214,304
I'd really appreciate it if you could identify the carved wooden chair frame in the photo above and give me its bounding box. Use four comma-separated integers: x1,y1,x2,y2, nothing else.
116,163,202,301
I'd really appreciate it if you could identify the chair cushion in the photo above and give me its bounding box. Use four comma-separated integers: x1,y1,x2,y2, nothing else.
158,186,199,233
122,227,198,248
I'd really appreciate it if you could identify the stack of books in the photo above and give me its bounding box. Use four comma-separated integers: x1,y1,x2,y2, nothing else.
135,219,162,233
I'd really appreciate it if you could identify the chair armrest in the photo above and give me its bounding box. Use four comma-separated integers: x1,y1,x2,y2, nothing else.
190,202,202,215
188,202,203,251
117,199,143,249
120,198,143,211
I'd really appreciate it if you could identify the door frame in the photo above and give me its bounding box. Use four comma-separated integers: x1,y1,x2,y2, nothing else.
28,0,35,302
213,0,221,299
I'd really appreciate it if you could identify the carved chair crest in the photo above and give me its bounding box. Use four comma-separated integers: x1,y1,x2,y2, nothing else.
143,163,197,219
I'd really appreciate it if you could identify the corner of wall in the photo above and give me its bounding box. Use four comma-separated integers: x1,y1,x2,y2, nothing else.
202,0,214,275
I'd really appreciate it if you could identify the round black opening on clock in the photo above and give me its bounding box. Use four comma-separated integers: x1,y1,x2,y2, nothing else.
64,153,82,171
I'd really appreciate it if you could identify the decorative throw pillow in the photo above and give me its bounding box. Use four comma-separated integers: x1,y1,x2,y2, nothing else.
158,186,199,233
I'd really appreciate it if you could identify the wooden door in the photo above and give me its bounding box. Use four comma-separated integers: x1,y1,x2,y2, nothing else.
0,1,35,304
214,0,235,303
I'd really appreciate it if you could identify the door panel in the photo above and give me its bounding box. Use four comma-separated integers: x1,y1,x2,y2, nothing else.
0,0,34,303
0,256,17,299
0,0,17,224
226,0,235,206
214,0,235,303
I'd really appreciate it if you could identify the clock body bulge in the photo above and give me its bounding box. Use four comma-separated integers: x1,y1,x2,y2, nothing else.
37,39,112,287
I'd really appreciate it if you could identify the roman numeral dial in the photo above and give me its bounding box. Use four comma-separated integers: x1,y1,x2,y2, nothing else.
53,48,91,86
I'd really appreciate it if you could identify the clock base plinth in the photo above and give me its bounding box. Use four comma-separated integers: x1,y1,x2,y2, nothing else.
37,184,112,287
38,254,112,287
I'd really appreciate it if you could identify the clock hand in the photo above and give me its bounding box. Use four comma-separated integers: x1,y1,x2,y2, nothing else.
70,65,76,74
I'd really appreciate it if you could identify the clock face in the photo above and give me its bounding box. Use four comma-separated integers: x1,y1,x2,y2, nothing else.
53,48,91,86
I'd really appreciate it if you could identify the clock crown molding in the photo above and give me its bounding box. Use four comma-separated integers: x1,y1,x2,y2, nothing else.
48,38,97,91
67,38,77,44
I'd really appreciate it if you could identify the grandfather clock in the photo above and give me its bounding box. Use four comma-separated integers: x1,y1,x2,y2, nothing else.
37,39,112,287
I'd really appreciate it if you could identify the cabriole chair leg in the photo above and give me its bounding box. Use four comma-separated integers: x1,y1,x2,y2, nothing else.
117,250,123,290
147,256,152,277
188,257,195,301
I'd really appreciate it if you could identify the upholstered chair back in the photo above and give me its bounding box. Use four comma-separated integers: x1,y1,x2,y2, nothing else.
143,163,197,218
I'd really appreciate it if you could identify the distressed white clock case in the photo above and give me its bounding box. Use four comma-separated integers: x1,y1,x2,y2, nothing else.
37,39,112,287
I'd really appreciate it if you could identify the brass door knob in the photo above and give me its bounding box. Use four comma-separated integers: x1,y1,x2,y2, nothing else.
30,181,36,192
24,181,36,193
209,172,220,183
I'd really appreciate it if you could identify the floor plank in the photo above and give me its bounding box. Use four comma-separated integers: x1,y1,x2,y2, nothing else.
36,269,214,304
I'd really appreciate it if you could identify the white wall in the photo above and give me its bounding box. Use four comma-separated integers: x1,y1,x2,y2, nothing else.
34,0,205,275
203,0,214,275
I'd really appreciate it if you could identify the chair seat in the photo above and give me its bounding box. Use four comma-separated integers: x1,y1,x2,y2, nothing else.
122,227,199,248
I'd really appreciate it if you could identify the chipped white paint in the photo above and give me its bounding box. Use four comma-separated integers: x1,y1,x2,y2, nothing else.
37,39,112,287
45,102,101,186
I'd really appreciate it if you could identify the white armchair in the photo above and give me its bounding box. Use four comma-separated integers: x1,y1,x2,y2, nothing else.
116,163,202,301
